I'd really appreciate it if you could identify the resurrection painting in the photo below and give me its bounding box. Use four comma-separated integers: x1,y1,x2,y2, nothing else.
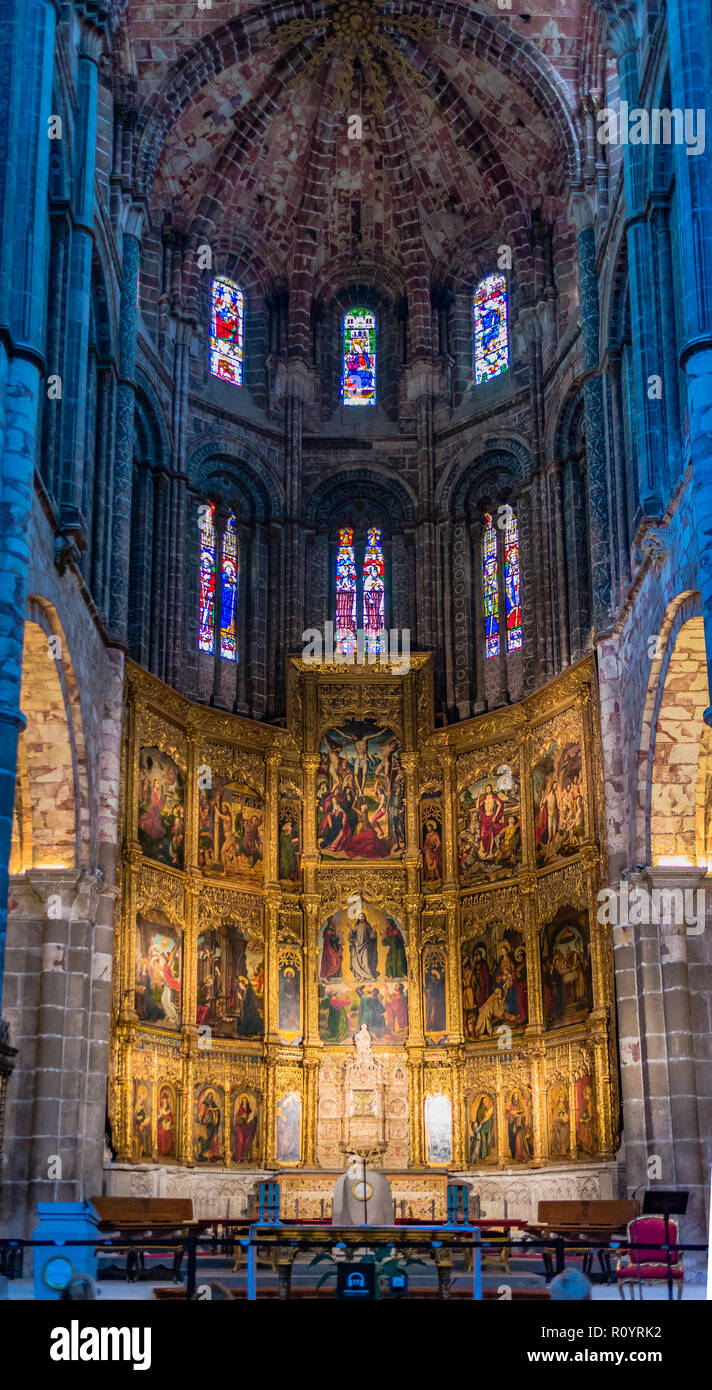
317,721,405,860
197,781,264,880
541,910,592,1028
231,1090,260,1164
137,747,185,868
194,1084,224,1163
461,925,527,1040
134,917,182,1030
276,1090,301,1164
318,902,408,1045
420,798,443,888
467,1092,497,1165
457,764,521,886
424,1093,452,1166
196,924,264,1039
532,738,584,866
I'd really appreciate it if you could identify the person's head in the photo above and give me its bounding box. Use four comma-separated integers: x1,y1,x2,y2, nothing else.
60,1275,95,1301
549,1269,592,1301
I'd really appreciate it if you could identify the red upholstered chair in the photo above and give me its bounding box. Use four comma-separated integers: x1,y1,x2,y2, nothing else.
615,1215,683,1299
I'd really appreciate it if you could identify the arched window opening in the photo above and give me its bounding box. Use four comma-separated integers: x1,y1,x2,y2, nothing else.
483,512,499,658
335,526,358,654
474,273,508,384
341,307,376,406
362,526,385,653
504,507,522,651
210,276,245,385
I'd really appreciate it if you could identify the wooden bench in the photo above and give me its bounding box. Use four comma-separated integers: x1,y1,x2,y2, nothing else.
91,1197,196,1283
528,1199,641,1280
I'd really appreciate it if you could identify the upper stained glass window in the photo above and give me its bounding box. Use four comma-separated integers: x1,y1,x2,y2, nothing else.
335,526,358,654
362,526,385,653
473,273,508,384
341,307,376,406
210,276,244,385
199,503,216,654
483,512,499,658
221,514,238,662
504,507,522,652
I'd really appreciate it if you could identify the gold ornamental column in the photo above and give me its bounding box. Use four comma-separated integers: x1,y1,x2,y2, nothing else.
592,1027,615,1157
266,751,281,887
303,1058,319,1166
451,1056,465,1168
443,889,463,1042
264,1050,277,1166
440,746,457,886
119,850,141,1024
530,1043,547,1165
265,890,280,1041
185,727,200,871
520,872,544,1033
583,845,607,1019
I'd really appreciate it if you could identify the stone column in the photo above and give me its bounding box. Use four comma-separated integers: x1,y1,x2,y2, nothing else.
0,0,56,1018
166,315,193,689
664,0,712,729
470,519,486,712
568,189,613,632
604,355,632,597
548,461,570,669
109,204,143,647
57,13,103,557
492,523,509,706
210,502,229,706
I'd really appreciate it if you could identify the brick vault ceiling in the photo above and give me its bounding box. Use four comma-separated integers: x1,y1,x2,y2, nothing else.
116,1,606,290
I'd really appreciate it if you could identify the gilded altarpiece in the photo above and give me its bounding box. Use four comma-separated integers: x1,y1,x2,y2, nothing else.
110,656,618,1180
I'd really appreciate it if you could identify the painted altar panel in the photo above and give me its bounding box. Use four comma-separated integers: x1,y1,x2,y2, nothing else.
547,1082,571,1160
156,1081,178,1161
532,731,585,868
575,1074,598,1157
318,903,408,1045
317,720,405,860
197,923,264,1039
132,1079,152,1160
457,763,521,885
278,946,302,1043
541,909,592,1028
461,924,528,1041
422,943,448,1041
194,1084,225,1163
424,1093,453,1166
276,1089,302,1164
135,917,183,1030
278,797,301,883
504,1085,534,1163
420,797,443,888
466,1091,497,1166
138,748,185,868
198,781,264,881
230,1088,261,1165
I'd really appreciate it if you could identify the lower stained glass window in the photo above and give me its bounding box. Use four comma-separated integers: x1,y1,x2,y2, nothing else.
221,514,238,661
362,526,385,653
199,504,216,654
483,512,499,658
504,507,522,651
335,526,358,654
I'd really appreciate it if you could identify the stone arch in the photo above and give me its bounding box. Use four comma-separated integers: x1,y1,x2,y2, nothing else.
189,443,284,523
13,603,89,871
637,592,707,865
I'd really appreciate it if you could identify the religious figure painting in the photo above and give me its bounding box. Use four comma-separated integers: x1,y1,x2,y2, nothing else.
532,738,584,867
505,1086,534,1163
317,721,405,861
196,924,264,1039
548,1083,571,1160
457,765,521,886
461,925,527,1041
318,903,408,1045
134,918,182,1031
420,798,443,889
231,1090,260,1165
132,1080,152,1160
137,747,185,868
278,948,302,1042
541,910,592,1028
276,1089,301,1164
424,1093,452,1166
156,1082,177,1161
194,1084,224,1163
198,781,264,881
422,943,448,1041
467,1092,497,1166
278,799,301,884
575,1075,598,1156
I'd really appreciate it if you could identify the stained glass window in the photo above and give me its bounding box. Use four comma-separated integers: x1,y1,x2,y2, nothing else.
504,506,522,651
220,513,238,661
473,273,508,384
483,512,499,658
210,276,245,385
362,526,385,653
335,526,358,654
341,307,376,406
199,503,216,654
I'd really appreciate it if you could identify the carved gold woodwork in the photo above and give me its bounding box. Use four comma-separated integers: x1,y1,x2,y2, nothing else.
110,656,617,1175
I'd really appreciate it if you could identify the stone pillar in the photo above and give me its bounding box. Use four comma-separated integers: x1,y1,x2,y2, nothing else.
109,205,143,647
604,355,632,597
470,519,486,712
57,13,103,557
0,0,56,1016
664,0,712,728
548,461,570,669
493,522,509,705
568,189,613,632
210,502,229,706
166,316,193,689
